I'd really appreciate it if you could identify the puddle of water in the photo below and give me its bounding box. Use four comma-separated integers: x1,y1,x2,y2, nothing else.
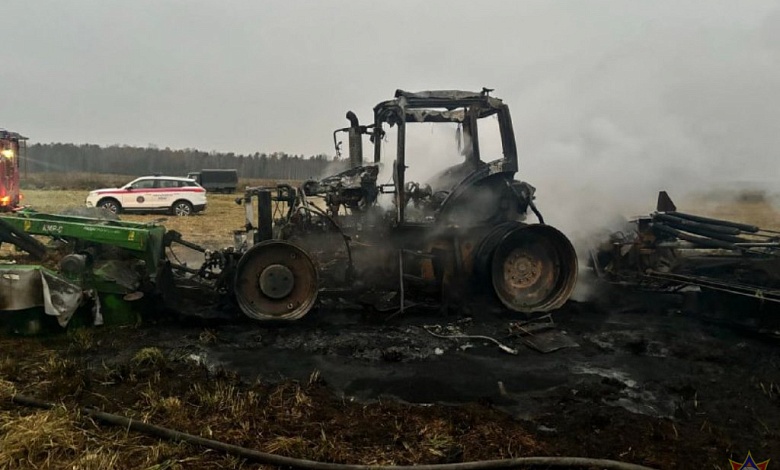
570,363,676,418
571,364,638,388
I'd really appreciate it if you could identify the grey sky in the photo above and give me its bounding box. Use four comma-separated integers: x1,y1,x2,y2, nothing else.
3,1,780,197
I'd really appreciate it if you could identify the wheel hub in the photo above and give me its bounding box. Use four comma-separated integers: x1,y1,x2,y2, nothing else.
258,264,294,299
503,249,543,289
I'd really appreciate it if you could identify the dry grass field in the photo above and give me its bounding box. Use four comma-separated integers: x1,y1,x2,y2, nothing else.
682,189,780,231
22,189,259,249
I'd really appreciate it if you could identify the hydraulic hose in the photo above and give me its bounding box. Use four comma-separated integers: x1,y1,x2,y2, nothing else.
9,394,657,470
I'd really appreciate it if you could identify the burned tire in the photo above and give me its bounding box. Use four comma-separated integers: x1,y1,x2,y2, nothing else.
475,222,578,313
97,198,121,215
234,240,318,321
171,200,193,216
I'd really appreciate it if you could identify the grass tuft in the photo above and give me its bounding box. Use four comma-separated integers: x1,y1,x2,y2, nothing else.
191,381,258,420
70,447,121,470
263,435,311,455
0,356,19,381
198,329,219,345
132,348,166,368
0,406,80,468
40,355,79,378
0,378,16,398
68,328,95,352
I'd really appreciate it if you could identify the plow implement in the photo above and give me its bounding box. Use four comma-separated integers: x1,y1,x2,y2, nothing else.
591,191,780,332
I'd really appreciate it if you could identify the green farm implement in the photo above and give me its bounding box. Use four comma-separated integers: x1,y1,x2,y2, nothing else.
0,210,171,333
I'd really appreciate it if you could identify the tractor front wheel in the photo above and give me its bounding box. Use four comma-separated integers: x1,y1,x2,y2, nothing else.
234,240,319,321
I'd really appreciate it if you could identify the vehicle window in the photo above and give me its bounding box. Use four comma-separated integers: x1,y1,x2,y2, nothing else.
405,121,463,183
184,181,198,187
477,114,504,162
131,180,155,189
157,180,179,188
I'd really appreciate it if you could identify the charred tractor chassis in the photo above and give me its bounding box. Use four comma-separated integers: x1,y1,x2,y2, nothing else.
0,90,578,330
219,89,578,321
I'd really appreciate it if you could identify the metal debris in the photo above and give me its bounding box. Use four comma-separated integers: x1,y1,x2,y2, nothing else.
591,191,780,332
423,324,519,355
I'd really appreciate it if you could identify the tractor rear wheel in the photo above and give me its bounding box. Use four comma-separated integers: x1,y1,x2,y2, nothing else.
475,222,577,313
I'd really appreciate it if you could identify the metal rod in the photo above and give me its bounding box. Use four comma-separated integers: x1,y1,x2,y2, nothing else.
256,190,273,242
399,250,405,315
654,213,742,235
668,211,759,233
657,219,747,244
733,243,780,247
653,223,736,250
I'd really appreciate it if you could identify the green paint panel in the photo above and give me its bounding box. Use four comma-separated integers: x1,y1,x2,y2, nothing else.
0,211,165,276
1,212,158,251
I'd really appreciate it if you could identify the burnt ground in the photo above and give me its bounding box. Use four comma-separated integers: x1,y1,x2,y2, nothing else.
1,285,779,469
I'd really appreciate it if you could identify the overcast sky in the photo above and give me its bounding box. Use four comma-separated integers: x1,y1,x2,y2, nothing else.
3,1,780,202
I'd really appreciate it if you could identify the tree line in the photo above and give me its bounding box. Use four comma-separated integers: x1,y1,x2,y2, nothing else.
26,143,349,180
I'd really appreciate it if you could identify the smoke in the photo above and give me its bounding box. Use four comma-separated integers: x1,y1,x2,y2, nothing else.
477,8,780,300
524,15,779,216
369,122,464,184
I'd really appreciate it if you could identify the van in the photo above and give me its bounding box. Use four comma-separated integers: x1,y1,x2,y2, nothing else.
186,169,238,194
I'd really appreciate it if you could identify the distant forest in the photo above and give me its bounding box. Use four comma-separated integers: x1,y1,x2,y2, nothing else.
26,143,349,180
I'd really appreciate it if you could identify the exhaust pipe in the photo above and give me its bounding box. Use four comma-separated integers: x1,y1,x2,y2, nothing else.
345,111,363,169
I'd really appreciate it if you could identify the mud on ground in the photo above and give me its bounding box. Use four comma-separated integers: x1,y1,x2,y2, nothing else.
1,292,779,469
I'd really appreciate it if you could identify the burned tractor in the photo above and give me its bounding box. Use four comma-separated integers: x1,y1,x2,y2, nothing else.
225,89,578,321
0,130,26,211
0,90,578,331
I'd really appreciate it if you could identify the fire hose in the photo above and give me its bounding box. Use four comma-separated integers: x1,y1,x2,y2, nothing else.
8,393,657,470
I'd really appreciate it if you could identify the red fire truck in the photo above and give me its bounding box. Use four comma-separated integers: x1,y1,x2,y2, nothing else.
0,129,26,211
